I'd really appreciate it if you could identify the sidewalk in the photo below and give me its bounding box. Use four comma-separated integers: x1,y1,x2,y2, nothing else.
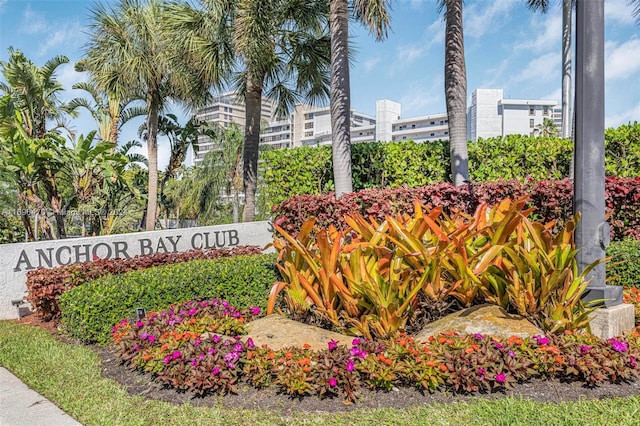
0,367,82,426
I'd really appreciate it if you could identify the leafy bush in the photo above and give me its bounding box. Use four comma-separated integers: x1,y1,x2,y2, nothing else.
60,254,278,345
608,238,640,288
26,245,264,321
270,199,595,337
272,177,640,242
113,300,640,402
260,123,640,212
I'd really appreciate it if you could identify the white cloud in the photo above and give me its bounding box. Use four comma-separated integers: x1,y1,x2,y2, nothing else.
397,44,426,64
398,78,444,117
605,0,636,26
20,4,47,34
513,52,560,83
0,0,8,13
465,1,517,39
541,88,561,103
605,38,640,81
363,56,381,73
423,17,444,50
36,22,83,57
605,101,640,128
515,12,562,53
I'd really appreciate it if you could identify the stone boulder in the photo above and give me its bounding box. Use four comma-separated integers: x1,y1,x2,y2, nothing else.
413,304,543,342
244,315,354,351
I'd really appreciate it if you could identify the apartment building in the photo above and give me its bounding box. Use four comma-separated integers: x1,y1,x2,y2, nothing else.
468,89,560,141
192,89,562,165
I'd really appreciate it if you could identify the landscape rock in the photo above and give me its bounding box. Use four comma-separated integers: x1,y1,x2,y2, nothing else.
244,314,354,351
414,304,543,341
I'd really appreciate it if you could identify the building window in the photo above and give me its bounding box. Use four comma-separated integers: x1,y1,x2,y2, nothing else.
304,131,313,137
304,122,314,129
304,113,314,120
430,133,435,137
412,124,416,129
529,106,535,115
530,119,535,128
543,106,549,116
430,121,435,125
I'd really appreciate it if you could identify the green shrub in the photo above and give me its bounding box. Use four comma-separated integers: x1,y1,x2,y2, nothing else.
60,254,278,345
607,238,640,288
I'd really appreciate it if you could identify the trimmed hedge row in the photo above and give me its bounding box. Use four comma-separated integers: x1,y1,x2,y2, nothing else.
272,177,640,241
59,254,279,345
26,245,264,321
259,123,640,210
607,238,640,288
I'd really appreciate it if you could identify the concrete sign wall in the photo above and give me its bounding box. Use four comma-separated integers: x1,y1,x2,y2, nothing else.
0,221,274,320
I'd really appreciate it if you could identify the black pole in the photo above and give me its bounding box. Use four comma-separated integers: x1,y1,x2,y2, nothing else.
574,0,621,306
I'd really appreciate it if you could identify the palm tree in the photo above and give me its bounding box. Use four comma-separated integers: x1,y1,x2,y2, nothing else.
439,0,468,186
329,0,391,197
81,0,211,231
167,0,332,222
0,48,70,238
64,80,146,145
527,0,572,140
535,117,559,137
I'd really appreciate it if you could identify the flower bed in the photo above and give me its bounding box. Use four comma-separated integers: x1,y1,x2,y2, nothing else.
113,298,640,403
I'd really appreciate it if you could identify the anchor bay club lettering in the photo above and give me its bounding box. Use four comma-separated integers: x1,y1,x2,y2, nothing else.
13,230,239,271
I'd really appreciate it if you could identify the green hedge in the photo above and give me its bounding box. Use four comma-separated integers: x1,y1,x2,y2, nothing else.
607,238,640,288
259,123,640,212
59,254,278,345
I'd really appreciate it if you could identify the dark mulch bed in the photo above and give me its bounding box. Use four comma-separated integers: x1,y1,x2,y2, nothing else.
17,315,640,415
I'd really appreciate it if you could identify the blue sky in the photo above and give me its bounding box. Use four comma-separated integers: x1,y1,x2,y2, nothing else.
1,0,638,168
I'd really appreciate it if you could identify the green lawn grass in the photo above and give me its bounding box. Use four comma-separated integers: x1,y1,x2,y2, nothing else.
1,320,640,426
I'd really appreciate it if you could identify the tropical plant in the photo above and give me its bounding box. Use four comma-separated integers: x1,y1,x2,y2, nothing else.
60,131,129,236
329,0,391,198
64,80,146,145
167,0,332,223
0,48,72,238
81,0,212,231
439,0,468,186
535,117,559,138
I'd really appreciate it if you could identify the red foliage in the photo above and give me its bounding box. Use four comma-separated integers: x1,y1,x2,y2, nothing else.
26,245,264,321
272,177,640,241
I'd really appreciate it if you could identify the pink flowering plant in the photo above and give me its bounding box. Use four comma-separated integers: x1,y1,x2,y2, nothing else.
113,298,640,402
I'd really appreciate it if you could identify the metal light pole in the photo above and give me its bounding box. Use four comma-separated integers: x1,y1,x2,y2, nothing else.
574,0,622,307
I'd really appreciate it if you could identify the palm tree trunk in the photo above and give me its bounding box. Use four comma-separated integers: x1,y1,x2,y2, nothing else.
145,91,160,231
330,0,353,198
561,0,572,140
444,0,469,186
242,76,263,222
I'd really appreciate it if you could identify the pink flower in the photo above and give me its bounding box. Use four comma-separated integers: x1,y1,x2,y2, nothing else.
352,338,361,346
579,345,591,355
610,339,628,353
494,341,505,349
246,338,255,348
172,351,182,359
136,321,144,327
477,368,486,376
630,356,638,368
148,335,156,343
508,351,515,357
473,333,485,340
163,355,172,365
534,335,549,346
328,340,338,351
495,373,507,383
212,334,221,344
212,366,220,375
328,377,337,387
249,306,261,316
345,359,355,372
